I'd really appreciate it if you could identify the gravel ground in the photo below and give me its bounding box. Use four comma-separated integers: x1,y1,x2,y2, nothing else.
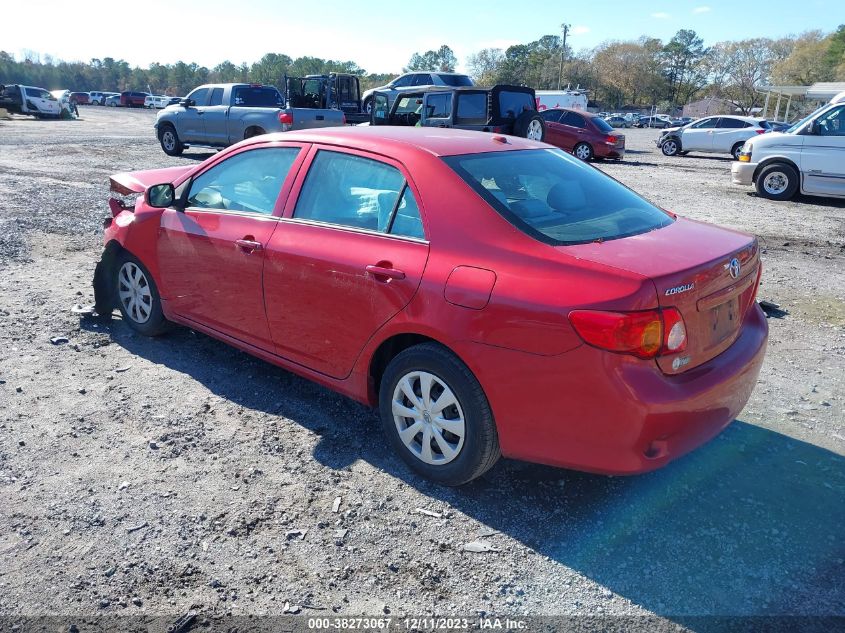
0,108,843,627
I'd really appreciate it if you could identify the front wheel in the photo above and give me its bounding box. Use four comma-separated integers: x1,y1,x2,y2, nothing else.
363,96,373,115
661,138,680,156
573,142,593,161
159,125,184,156
755,163,799,201
114,253,170,336
731,142,745,161
379,343,500,486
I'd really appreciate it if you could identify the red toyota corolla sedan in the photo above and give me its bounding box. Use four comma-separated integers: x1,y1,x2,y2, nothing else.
94,127,767,485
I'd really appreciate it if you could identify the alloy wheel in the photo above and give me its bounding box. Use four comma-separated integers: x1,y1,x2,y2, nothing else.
527,119,543,140
391,370,465,465
162,130,176,152
575,144,591,160
117,262,153,324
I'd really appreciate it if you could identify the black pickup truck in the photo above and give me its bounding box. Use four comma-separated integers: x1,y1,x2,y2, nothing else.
370,85,546,141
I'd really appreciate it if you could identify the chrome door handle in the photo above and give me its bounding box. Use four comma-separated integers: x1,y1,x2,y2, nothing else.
236,239,263,253
366,265,405,281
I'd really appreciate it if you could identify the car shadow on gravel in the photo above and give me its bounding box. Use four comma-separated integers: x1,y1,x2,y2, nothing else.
90,317,845,623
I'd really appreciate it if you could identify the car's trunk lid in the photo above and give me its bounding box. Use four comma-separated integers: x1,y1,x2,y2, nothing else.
561,217,760,374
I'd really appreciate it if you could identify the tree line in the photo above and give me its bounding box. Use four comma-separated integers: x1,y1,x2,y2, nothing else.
2,25,843,115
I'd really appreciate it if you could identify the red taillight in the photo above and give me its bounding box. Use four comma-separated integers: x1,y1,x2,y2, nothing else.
569,308,687,359
607,135,618,144
755,129,766,134
278,112,293,125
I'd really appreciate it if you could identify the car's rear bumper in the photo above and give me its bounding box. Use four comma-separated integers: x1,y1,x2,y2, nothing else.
596,144,625,159
732,162,756,186
464,304,768,475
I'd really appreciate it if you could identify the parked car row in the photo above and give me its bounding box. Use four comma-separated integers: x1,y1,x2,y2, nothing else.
658,115,770,160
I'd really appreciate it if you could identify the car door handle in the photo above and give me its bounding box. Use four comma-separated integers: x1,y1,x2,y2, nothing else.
236,238,263,253
366,264,405,281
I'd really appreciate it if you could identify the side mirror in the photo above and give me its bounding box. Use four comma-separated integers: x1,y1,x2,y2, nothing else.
146,183,175,208
180,98,194,107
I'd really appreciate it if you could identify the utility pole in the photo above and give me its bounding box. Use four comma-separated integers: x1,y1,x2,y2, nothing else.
557,23,570,91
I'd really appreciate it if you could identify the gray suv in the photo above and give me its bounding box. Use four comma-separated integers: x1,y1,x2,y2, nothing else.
362,71,473,114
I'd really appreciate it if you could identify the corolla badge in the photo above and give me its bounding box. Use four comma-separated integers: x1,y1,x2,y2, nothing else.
665,282,695,296
726,257,741,279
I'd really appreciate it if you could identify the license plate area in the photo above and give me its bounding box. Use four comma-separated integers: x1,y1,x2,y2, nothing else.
708,297,740,347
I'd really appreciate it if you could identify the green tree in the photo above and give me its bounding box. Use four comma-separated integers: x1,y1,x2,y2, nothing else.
404,45,457,72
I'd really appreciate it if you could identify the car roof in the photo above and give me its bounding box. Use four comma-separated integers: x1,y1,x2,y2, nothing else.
253,126,548,158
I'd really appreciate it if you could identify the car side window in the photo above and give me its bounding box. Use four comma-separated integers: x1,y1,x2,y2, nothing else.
209,87,224,106
561,111,586,128
455,93,487,124
392,75,412,88
540,110,564,123
187,87,209,106
413,74,434,86
817,106,845,136
294,150,423,237
186,147,300,215
718,118,745,128
425,93,451,119
690,117,717,129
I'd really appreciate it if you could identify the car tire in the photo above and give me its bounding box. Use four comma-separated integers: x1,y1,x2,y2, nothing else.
755,162,799,201
731,142,745,161
514,112,546,141
661,138,681,156
114,253,171,336
363,96,373,115
158,124,184,156
573,142,593,161
378,343,500,486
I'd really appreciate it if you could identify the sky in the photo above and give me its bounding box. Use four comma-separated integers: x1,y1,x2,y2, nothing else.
5,0,841,74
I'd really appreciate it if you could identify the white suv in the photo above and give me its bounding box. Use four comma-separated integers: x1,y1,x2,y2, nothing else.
658,115,769,160
732,92,845,201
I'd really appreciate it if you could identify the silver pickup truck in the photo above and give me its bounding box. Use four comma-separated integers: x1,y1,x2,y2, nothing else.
154,83,345,156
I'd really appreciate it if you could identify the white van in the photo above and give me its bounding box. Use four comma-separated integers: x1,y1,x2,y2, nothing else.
535,90,588,112
731,91,845,201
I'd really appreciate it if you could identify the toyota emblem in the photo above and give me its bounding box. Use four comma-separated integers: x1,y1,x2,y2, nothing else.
728,258,741,279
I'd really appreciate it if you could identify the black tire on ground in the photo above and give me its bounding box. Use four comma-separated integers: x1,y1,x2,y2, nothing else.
731,142,745,160
158,124,184,156
114,252,171,336
378,343,500,486
661,137,681,156
573,142,594,161
755,162,799,201
513,111,546,141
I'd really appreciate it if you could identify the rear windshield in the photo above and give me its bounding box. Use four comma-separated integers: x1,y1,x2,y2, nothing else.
498,91,534,119
233,86,283,107
443,149,673,245
438,74,473,87
592,116,614,132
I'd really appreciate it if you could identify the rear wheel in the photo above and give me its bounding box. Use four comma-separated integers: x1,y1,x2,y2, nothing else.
573,142,593,161
159,124,184,156
514,112,545,141
114,253,170,336
379,343,500,486
363,96,373,115
755,163,799,201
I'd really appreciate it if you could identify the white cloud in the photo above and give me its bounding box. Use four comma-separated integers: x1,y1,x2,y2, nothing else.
651,12,671,19
693,5,711,13
571,25,591,36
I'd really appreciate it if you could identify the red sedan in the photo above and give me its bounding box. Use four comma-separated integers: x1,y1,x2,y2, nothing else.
94,127,767,485
540,108,626,161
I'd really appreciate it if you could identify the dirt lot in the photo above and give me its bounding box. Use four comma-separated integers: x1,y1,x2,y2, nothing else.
1,108,843,627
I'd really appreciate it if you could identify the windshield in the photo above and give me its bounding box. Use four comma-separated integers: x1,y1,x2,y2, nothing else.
785,105,829,134
592,116,614,132
443,149,673,246
438,74,473,87
233,86,284,107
